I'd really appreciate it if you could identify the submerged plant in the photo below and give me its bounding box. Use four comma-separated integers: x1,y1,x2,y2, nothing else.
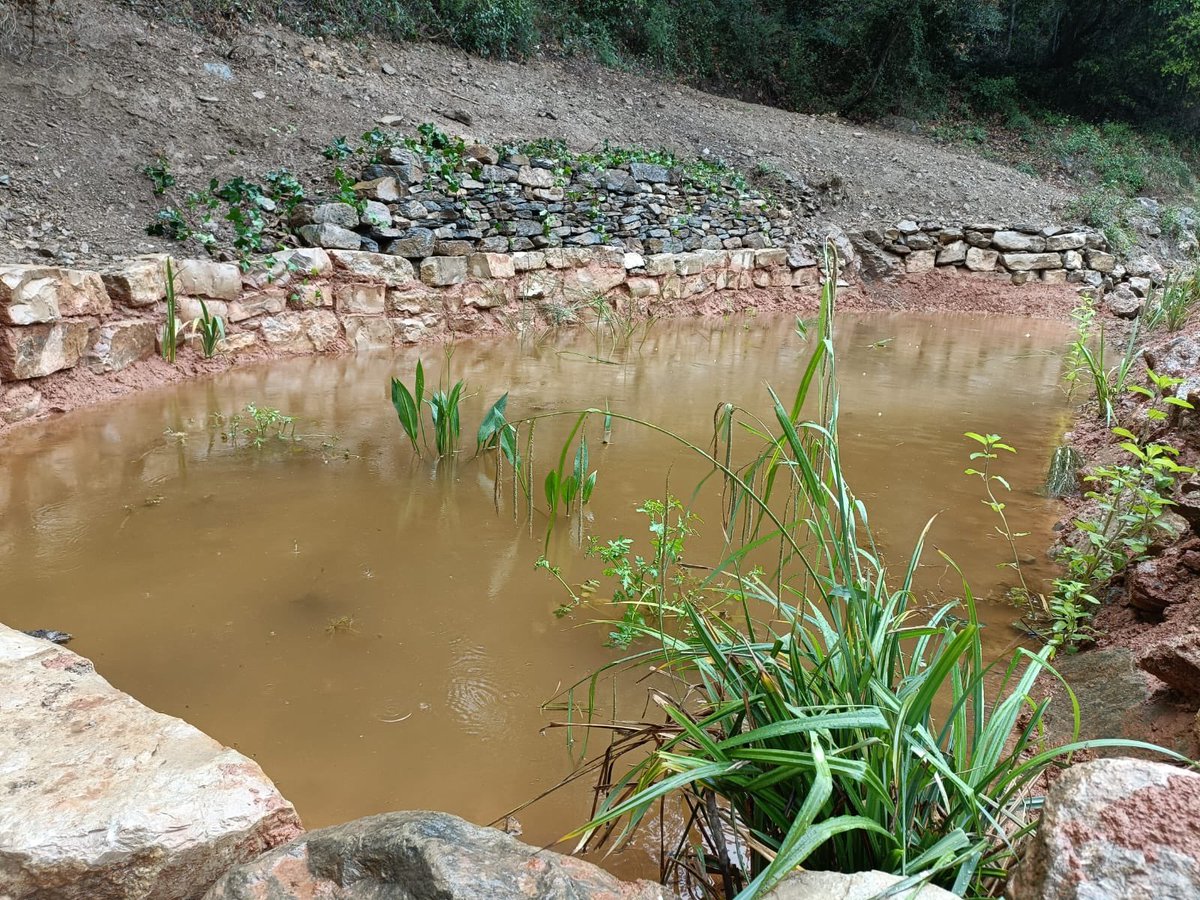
389,354,511,461
525,256,1181,898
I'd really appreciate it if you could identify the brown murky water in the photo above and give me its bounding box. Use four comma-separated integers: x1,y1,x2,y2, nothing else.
0,312,1071,874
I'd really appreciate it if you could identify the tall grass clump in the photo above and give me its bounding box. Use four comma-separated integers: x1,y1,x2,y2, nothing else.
1144,268,1200,332
527,256,1181,898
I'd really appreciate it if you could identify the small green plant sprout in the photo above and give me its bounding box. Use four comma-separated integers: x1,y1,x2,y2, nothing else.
964,432,1030,600
189,299,226,359
321,137,354,160
428,379,465,458
143,157,175,195
1128,367,1196,423
242,403,297,447
162,258,179,364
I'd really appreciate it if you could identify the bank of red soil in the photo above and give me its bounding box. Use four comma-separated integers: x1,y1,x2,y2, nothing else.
1051,317,1200,758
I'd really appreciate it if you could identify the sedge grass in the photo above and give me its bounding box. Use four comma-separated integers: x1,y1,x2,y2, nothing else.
508,251,1187,898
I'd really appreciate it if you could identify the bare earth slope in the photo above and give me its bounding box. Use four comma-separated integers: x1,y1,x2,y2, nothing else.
0,0,1075,265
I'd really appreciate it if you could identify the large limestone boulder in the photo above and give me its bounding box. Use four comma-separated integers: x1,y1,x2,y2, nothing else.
1008,758,1200,899
0,624,303,899
103,257,168,307
1,265,110,324
764,870,958,899
0,321,90,379
173,259,241,301
85,319,157,373
204,811,668,900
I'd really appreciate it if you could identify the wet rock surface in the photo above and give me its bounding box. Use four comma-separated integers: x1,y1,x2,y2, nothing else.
204,811,669,900
764,870,957,899
1009,758,1200,900
0,624,303,900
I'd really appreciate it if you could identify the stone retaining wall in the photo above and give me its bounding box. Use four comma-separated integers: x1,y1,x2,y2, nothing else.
0,244,816,425
0,219,1162,429
856,220,1165,296
295,149,793,257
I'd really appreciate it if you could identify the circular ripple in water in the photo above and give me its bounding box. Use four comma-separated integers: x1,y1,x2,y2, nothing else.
445,641,510,736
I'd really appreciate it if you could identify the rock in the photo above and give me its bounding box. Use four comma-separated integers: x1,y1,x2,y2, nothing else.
420,256,467,287
215,332,258,355
85,320,156,373
1062,250,1084,270
1002,252,1063,272
764,870,957,899
904,232,935,251
203,811,666,900
343,315,395,350
179,297,230,321
906,250,936,274
462,282,511,310
328,249,414,285
465,144,499,166
1042,269,1069,284
1139,631,1200,697
257,311,341,353
297,223,361,251
334,283,386,315
1145,335,1200,380
992,230,1047,252
309,202,362,229
468,253,516,279
361,200,391,228
0,265,110,321
0,321,90,379
787,245,817,268
965,247,1000,272
1045,232,1088,252
434,240,475,257
604,169,639,194
1008,758,1200,900
387,227,435,258
936,240,968,265
517,166,555,189
1107,285,1144,319
623,252,645,270
0,384,42,425
1128,276,1153,297
1129,554,1196,615
0,624,302,899
102,258,167,308
629,162,670,184
354,177,402,203
626,277,660,298
171,260,242,302
227,291,286,323
511,251,547,271
754,248,789,269
0,264,61,324
1086,250,1117,274
1127,253,1166,283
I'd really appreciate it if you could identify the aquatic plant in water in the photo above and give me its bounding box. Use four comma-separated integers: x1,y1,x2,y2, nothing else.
520,253,1184,898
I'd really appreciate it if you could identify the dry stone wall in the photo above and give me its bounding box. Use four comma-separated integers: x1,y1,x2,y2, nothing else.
0,215,1165,429
293,146,793,257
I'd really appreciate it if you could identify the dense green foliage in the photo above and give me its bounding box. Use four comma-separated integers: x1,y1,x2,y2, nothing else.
173,0,1200,131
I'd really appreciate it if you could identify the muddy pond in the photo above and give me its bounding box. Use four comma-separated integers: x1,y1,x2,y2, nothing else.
0,311,1071,874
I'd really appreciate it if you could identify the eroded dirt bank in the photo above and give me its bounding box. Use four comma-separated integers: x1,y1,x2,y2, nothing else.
0,0,1076,267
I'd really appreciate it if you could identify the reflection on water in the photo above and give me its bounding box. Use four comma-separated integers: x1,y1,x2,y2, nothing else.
0,311,1070,876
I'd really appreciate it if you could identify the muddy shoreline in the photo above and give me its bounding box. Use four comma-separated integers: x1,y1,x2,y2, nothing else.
0,270,1079,439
